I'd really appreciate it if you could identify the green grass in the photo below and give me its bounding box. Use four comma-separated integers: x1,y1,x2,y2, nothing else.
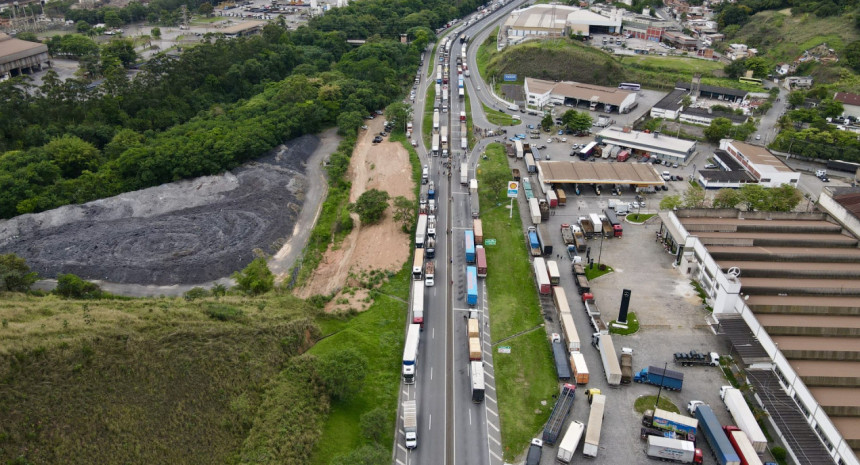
423,85,436,148
634,395,680,414
619,55,724,75
475,27,499,81
625,213,655,223
191,15,223,24
478,143,557,461
482,103,516,126
464,92,475,150
584,264,613,281
609,311,639,335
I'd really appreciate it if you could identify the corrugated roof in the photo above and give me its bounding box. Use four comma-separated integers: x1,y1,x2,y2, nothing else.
758,314,860,329
810,387,860,407
713,149,744,171
831,187,860,219
835,92,860,108
676,81,747,98
653,88,686,111
726,140,794,174
525,78,634,106
536,160,664,184
775,337,860,353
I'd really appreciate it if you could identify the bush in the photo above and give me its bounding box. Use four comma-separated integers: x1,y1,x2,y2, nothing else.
184,287,210,301
0,253,39,292
203,304,245,322
359,407,390,443
771,446,787,461
316,347,368,401
232,257,274,295
54,274,102,299
349,189,390,225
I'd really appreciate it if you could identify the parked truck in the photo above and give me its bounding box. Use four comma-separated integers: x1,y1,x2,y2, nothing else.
547,190,558,207
674,350,720,367
646,436,703,464
600,216,613,238
602,209,623,237
529,198,541,224
425,261,435,287
583,393,606,457
642,408,698,437
723,426,764,465
546,260,560,285
527,227,541,257
469,336,481,361
460,162,468,184
561,224,575,244
473,219,483,244
512,168,521,181
551,333,572,381
573,227,586,252
466,266,478,306
476,244,487,278
589,213,602,234
593,333,622,386
575,274,591,295
579,216,595,238
539,199,550,221
634,365,684,391
470,193,479,218
571,352,589,384
425,236,436,259
427,215,437,238
533,257,551,295
525,153,537,173
403,400,418,449
720,386,767,454
620,348,633,384
695,405,741,465
536,224,553,256
556,420,585,464
465,230,476,263
525,438,543,465
542,383,576,444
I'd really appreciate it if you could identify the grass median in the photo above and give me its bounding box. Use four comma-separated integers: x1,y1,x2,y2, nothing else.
477,143,557,461
482,103,516,126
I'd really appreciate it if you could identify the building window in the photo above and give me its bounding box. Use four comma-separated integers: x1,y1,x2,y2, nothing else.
760,178,771,183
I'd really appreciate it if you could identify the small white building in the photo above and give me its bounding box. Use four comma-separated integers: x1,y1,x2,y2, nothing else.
834,92,860,119
524,77,637,113
718,139,799,188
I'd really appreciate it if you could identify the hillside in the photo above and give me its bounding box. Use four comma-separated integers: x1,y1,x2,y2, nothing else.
0,293,325,465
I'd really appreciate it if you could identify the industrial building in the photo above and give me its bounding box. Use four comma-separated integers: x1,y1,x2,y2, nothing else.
500,4,623,46
595,126,697,165
0,32,50,80
657,206,860,465
535,160,664,187
696,139,800,189
650,88,686,119
524,77,636,113
219,20,267,38
675,81,747,103
835,92,860,119
679,107,748,126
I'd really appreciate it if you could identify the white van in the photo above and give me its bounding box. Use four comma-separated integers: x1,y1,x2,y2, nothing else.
661,171,671,181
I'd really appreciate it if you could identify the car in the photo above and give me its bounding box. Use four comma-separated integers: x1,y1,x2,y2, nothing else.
375,110,383,115
571,144,580,149
755,134,761,140
561,137,567,142
704,163,717,169
821,176,830,182
372,136,383,143
661,185,668,191
672,163,679,168
547,138,552,143
630,202,640,209
361,125,368,130
527,124,535,129
545,153,551,160
411,140,417,146
557,130,564,135
515,134,526,139
476,86,481,91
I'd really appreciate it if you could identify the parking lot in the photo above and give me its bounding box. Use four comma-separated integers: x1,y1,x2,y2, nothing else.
506,154,774,464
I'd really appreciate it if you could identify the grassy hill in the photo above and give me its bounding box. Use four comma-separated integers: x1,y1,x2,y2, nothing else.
0,281,407,465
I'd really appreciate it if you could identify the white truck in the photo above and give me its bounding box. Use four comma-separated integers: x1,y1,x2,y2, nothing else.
594,333,622,386
460,162,468,185
529,197,541,224
403,399,418,449
721,386,767,454
646,436,702,464
556,420,585,463
425,261,435,287
427,215,436,237
589,213,602,235
583,394,606,457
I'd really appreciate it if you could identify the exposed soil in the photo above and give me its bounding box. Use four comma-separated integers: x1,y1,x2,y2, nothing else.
296,118,415,306
0,135,321,286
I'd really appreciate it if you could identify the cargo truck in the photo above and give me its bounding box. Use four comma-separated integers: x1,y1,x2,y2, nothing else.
411,281,425,326
556,188,567,205
573,262,586,276
539,199,550,221
602,209,623,237
527,227,541,257
460,110,466,122
559,312,580,353
466,266,478,306
533,257,551,295
723,426,764,465
469,178,478,193
646,436,703,464
547,190,558,207
561,224,575,244
415,214,427,248
674,350,720,367
525,438,543,465
617,150,630,162
403,400,418,449
424,261,435,287
551,333,572,381
473,219,483,245
557,420,585,464
543,383,576,444
720,387,767,454
546,259,560,285
575,274,591,295
593,333,622,386
470,361,485,403
428,181,435,200
589,213,602,234
600,216,614,238
620,349,633,384
634,365,684,391
579,216,595,238
536,224,553,255
432,109,440,132
470,194,479,218
573,227,586,252
529,198,541,224
464,230,476,263
583,393,606,457
402,324,420,384
432,134,440,155
468,318,479,338
469,336,481,361
427,215,436,238
425,236,435,258
525,153,537,173
695,405,740,465
515,140,524,159
476,246,487,278
512,168,521,181
571,352,589,384
642,408,698,437
460,162,468,184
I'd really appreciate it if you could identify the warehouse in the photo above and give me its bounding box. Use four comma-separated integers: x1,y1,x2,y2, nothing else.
501,4,623,46
595,126,697,165
0,32,50,80
524,78,637,114
535,160,663,186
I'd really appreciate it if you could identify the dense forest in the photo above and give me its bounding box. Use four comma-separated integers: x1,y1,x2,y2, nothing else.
0,0,484,219
715,0,860,27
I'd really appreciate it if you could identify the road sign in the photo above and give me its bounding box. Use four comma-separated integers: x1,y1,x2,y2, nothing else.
485,239,497,246
507,181,519,198
503,74,517,82
498,346,511,353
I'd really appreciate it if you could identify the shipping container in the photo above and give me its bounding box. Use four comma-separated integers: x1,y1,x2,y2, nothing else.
466,266,478,306
546,260,560,285
695,405,741,465
557,420,585,463
560,311,581,353
469,336,481,360
571,352,589,384
721,387,767,454
723,426,763,465
473,219,483,244
465,230,476,263
583,394,606,457
411,281,425,327
476,246,487,278
533,257,551,295
556,188,567,205
468,318,480,338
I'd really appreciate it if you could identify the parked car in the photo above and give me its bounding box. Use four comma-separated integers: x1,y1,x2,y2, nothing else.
672,163,679,168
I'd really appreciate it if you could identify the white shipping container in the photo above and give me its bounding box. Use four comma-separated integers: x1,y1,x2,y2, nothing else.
583,394,605,457
722,387,767,454
557,420,585,463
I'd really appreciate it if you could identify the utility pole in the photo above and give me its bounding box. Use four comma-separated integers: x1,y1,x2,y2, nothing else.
654,362,668,409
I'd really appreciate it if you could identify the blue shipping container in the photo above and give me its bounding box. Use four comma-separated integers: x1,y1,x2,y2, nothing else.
467,266,478,306
465,230,476,263
694,405,740,465
528,231,540,249
634,366,684,391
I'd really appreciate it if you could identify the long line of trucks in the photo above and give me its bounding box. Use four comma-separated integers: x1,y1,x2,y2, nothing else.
529,197,541,224
583,393,606,457
723,426,763,465
536,224,552,255
527,227,541,256
720,386,767,454
695,404,741,465
411,281,424,326
466,265,478,306
551,333,572,381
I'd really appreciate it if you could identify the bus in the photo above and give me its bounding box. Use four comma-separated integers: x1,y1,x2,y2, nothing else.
618,82,641,91
411,281,425,327
739,76,763,85
402,324,421,384
412,248,425,280
470,361,485,403
579,141,597,160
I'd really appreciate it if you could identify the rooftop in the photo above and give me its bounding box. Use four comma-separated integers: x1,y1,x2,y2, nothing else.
831,187,860,219
683,107,748,124
0,32,48,65
219,20,267,35
653,88,686,112
505,4,573,30
536,160,664,184
525,78,634,106
676,81,747,99
835,92,860,108
724,139,794,174
598,126,697,155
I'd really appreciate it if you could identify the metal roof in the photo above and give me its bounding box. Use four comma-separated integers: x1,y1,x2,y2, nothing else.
536,160,664,184
713,149,744,171
746,370,836,465
653,88,686,112
717,315,769,363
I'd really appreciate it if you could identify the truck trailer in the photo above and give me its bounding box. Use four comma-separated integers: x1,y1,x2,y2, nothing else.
415,214,427,248
634,365,684,391
536,224,553,255
551,334,572,381
473,219,483,244
533,257,551,295
602,209,623,237
723,426,763,465
527,227,541,257
571,352,589,384
402,324,421,384
579,216,595,238
561,224,575,244
529,198,541,224
475,245,487,278
559,312,580,354
403,400,418,449
411,281,425,326
593,333,622,386
466,266,478,306
642,408,698,437
464,230,476,263
721,387,767,454
460,162,468,184
583,393,606,457
556,420,585,464
695,405,741,465
620,350,633,384
542,383,576,444
546,260,560,285
646,436,703,464
470,361,485,403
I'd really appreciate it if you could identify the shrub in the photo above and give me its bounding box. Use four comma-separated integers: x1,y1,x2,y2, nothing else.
232,257,274,295
184,287,210,301
54,274,102,299
203,304,245,322
0,253,39,292
359,407,390,443
316,347,368,401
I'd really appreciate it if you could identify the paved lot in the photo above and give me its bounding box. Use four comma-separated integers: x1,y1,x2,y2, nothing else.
502,154,774,464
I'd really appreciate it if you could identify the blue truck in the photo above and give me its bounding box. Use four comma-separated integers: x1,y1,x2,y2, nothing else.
633,366,684,391
527,228,541,257
466,266,478,306
694,405,740,465
428,181,435,200
465,230,476,264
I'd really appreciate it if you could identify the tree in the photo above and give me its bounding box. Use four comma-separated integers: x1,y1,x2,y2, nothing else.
566,112,592,132
392,196,416,233
712,188,742,209
541,112,554,131
659,194,683,210
0,253,38,292
744,57,770,78
681,94,692,109
104,9,124,29
232,257,274,295
102,39,137,68
55,273,102,298
739,184,769,211
768,184,803,212
76,20,91,34
360,407,390,443
703,117,733,143
337,110,364,136
818,98,844,118
330,444,389,465
350,189,390,224
198,2,214,16
150,27,161,39
682,183,706,208
723,59,747,79
786,90,805,108
385,102,412,132
317,347,368,401
45,135,102,178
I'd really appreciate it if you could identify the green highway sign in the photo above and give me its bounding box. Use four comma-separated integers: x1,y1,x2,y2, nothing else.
484,239,497,245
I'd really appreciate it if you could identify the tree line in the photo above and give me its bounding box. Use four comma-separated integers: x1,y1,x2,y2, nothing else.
0,0,487,219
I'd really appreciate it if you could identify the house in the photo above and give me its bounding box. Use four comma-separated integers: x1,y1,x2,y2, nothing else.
834,92,860,119
775,63,790,76
783,76,813,91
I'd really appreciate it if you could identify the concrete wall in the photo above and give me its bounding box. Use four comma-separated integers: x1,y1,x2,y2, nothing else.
751,304,860,316
819,188,860,240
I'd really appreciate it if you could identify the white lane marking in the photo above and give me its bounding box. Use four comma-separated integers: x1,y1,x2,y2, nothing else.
490,450,502,461
483,371,495,380
469,409,472,425
428,413,431,431
487,421,499,432
431,366,433,380
485,394,496,403
489,435,501,446
486,408,498,417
